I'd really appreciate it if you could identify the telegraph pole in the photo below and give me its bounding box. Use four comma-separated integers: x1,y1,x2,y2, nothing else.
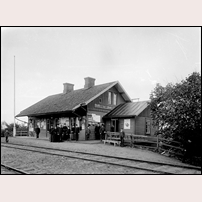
13,56,16,137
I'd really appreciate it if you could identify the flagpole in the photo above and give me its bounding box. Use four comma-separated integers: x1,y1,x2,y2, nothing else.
13,56,16,137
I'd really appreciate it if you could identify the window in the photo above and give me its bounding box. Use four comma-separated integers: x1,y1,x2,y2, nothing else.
108,92,112,104
146,119,151,135
113,93,117,105
99,98,102,103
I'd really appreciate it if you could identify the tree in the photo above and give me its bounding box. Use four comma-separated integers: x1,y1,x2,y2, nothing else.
150,72,201,161
1,121,28,136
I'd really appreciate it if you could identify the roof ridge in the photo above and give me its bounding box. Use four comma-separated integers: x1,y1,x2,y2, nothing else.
47,81,118,98
16,80,119,117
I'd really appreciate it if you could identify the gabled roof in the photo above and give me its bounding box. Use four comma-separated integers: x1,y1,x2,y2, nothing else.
16,81,131,117
103,101,150,118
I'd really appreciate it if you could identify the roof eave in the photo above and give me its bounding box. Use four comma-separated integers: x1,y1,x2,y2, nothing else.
16,110,73,118
103,115,136,119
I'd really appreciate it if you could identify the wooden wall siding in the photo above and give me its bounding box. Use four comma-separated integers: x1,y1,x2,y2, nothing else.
105,118,135,134
120,118,135,133
135,117,146,135
87,86,126,112
105,120,111,131
137,107,156,135
138,106,151,117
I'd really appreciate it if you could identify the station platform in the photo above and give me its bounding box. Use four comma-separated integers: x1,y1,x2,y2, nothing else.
1,136,191,167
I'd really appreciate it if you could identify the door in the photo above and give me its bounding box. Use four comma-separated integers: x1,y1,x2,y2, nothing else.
111,119,119,132
145,119,151,135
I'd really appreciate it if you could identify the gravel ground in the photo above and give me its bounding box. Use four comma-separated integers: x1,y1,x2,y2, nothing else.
1,147,157,174
1,137,189,166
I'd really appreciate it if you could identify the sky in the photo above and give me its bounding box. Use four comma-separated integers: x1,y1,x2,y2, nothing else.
1,27,201,124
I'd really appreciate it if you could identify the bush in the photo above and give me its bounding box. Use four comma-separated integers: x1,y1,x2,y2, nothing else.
150,72,201,165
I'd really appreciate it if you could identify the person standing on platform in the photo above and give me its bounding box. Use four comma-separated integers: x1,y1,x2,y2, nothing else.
120,128,125,147
86,124,91,140
54,125,58,142
71,125,75,140
59,124,63,142
67,126,71,140
75,124,80,141
55,124,59,142
62,124,68,140
95,123,100,140
4,128,9,143
99,124,105,141
49,125,55,142
35,125,40,139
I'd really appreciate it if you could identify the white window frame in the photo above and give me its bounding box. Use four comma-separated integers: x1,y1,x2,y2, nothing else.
113,93,117,105
108,92,112,105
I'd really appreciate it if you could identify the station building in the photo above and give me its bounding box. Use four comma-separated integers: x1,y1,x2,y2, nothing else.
16,77,131,140
16,77,156,140
103,101,156,136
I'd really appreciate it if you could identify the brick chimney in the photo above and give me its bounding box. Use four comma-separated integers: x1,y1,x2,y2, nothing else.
84,77,95,89
63,83,74,93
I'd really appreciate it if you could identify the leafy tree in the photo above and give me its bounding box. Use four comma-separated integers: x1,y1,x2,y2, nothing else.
150,72,201,162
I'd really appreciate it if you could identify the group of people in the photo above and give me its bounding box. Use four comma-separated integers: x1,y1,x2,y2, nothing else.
36,122,125,146
85,123,107,141
49,123,80,142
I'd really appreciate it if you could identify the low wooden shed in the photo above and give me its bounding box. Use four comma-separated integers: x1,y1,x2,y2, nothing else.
103,101,156,136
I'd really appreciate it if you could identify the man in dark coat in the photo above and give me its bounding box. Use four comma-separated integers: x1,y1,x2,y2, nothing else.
75,124,80,141
62,124,68,140
71,125,75,140
120,128,125,147
67,126,71,140
5,128,9,143
94,123,100,140
86,124,91,140
58,124,63,142
35,126,40,138
49,125,55,142
56,124,60,142
99,124,105,141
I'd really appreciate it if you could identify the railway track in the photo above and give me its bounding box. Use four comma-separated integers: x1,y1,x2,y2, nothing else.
1,143,201,174
1,164,29,174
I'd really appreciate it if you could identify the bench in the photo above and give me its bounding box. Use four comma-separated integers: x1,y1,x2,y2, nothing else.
103,139,121,146
103,132,121,146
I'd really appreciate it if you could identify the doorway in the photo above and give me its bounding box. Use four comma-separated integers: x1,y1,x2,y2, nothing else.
111,119,119,132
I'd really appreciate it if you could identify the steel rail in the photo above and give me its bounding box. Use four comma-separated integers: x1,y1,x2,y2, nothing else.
1,163,29,174
2,144,168,174
2,144,200,174
1,142,201,171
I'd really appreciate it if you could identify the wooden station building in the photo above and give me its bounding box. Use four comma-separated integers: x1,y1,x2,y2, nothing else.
16,77,156,140
103,101,156,136
16,77,132,140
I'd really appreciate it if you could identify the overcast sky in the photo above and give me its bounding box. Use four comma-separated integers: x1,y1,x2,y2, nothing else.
1,27,201,123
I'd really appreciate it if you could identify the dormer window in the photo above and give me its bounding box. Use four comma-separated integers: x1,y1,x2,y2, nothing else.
108,92,112,105
113,93,117,105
